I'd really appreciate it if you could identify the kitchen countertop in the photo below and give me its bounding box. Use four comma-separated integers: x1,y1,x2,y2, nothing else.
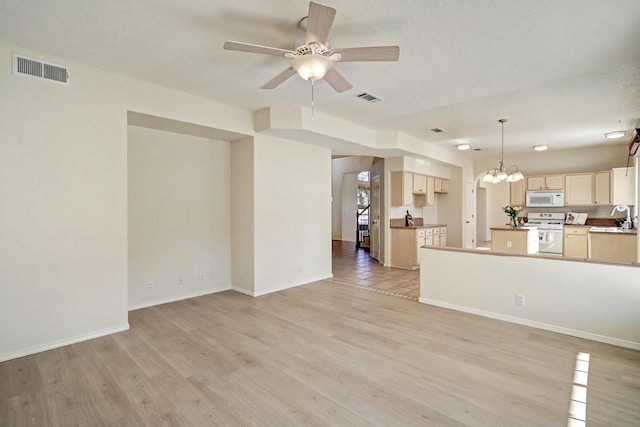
391,224,447,229
588,227,637,235
490,226,537,232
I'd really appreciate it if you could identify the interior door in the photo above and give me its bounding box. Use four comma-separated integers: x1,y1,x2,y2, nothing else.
371,175,380,261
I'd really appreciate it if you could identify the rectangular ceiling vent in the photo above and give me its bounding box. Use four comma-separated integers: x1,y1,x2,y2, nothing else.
356,92,382,103
12,53,70,85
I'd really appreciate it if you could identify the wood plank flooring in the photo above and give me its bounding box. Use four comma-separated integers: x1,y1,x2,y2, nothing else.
1,281,639,426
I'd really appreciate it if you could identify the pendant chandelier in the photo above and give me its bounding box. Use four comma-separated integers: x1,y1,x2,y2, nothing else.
482,119,524,183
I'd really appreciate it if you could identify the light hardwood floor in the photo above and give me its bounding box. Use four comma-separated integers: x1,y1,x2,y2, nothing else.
2,281,639,426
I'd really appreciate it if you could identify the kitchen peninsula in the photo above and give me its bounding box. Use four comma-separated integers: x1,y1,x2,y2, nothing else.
390,218,447,269
490,226,539,255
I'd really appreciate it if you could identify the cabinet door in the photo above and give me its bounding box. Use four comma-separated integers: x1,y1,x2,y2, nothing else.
527,176,545,190
413,174,427,194
426,176,435,206
545,175,565,190
565,174,593,205
510,180,526,206
612,167,636,205
391,172,414,206
439,227,447,246
441,179,449,193
593,171,611,205
563,235,587,258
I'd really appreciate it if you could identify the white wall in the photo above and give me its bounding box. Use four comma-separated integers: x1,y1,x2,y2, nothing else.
127,126,231,309
253,135,332,296
420,248,640,349
231,138,255,295
341,173,358,242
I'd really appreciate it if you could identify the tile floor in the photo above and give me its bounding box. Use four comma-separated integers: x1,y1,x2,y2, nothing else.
331,240,420,300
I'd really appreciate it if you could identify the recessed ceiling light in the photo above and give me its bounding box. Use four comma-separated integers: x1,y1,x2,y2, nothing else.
456,143,471,150
533,144,548,151
605,131,626,139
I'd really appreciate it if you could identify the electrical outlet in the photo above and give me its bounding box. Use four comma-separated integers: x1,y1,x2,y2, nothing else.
199,273,205,283
147,282,154,291
507,241,513,248
178,276,184,286
516,293,525,305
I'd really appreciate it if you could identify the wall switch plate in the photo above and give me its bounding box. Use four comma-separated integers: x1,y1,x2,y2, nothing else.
178,276,184,286
147,282,154,291
516,293,525,305
199,273,205,283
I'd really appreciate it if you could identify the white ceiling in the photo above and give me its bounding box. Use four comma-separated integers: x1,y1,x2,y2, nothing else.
1,0,639,159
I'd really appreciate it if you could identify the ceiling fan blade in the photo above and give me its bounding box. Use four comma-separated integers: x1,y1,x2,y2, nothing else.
224,40,293,57
261,67,297,89
330,46,400,62
323,68,353,93
306,2,336,46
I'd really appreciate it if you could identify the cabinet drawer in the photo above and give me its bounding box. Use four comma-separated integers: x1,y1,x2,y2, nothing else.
432,227,440,235
416,229,426,237
438,227,447,235
564,227,588,236
424,228,433,236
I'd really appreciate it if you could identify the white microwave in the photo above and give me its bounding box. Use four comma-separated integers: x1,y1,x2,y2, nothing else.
526,190,564,207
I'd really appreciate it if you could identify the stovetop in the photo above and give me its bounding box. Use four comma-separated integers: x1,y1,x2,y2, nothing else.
526,212,566,230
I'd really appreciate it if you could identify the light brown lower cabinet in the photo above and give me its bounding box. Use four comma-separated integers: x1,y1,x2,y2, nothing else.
589,232,637,263
391,226,447,269
563,227,588,258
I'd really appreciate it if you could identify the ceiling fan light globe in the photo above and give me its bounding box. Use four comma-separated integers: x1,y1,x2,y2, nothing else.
292,54,333,81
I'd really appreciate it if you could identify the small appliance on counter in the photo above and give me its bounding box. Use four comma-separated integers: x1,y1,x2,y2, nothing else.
565,212,588,225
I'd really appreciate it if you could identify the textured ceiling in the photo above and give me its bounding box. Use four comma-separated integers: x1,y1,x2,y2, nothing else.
1,0,639,158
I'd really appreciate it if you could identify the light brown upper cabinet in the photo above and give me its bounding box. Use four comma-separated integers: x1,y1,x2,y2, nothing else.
510,180,526,206
612,167,636,205
565,173,593,206
434,178,449,194
413,174,427,194
390,171,413,206
593,171,611,205
527,174,564,190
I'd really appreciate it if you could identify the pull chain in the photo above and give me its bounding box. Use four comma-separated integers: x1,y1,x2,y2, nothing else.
311,79,315,122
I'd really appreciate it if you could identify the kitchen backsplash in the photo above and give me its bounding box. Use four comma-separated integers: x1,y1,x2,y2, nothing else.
524,205,632,220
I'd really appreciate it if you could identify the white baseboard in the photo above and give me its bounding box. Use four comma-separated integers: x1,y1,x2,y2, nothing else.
128,287,231,311
419,298,640,351
0,323,130,363
233,276,333,297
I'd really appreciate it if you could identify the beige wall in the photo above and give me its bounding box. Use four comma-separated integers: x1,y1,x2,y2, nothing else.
231,138,255,295
127,126,231,309
253,135,332,295
0,41,329,361
420,248,640,349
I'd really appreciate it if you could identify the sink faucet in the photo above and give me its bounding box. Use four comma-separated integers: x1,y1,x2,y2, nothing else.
610,205,632,228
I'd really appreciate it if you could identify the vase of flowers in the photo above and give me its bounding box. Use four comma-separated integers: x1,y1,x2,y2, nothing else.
503,205,523,228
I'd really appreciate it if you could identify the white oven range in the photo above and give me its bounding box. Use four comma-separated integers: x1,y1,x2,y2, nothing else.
526,212,565,255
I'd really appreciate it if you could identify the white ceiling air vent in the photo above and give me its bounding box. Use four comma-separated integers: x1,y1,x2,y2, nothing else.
12,53,70,85
356,92,382,103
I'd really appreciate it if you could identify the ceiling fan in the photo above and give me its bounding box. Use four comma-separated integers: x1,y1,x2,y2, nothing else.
223,1,400,93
